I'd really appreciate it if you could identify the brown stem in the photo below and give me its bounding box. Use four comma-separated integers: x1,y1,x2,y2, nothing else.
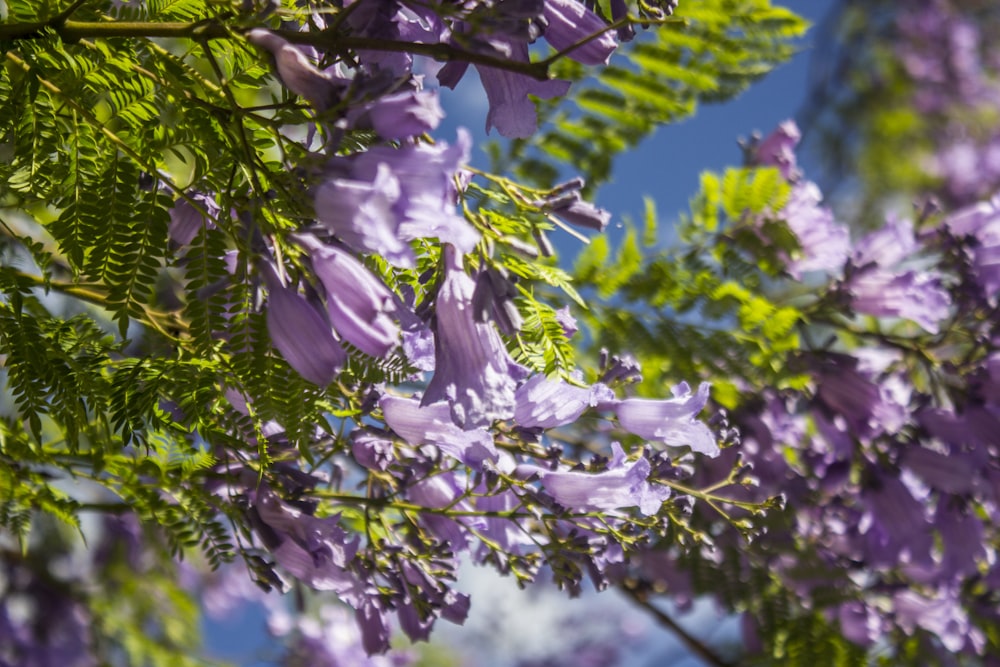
0,19,552,80
620,580,736,667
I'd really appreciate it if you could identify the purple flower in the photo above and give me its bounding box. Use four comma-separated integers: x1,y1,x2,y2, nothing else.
247,30,344,111
380,394,498,466
520,442,670,516
813,354,909,438
754,120,802,181
554,306,578,338
542,0,618,65
320,131,480,265
860,468,933,567
780,182,851,278
249,484,360,592
612,382,719,457
513,374,614,429
262,263,345,386
893,587,978,654
901,440,976,494
935,503,985,579
355,89,445,140
314,163,411,267
295,234,401,358
422,246,529,429
852,214,919,268
468,39,572,138
942,194,1000,301
847,269,950,334
168,191,220,246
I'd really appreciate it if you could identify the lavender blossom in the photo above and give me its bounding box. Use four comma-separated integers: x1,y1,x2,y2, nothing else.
314,164,411,267
356,89,445,140
249,483,360,593
422,246,528,429
847,268,951,334
380,394,499,466
262,263,345,386
513,374,614,429
780,181,851,278
754,120,803,181
541,0,618,66
520,442,670,516
247,30,345,111
942,194,1000,301
464,39,572,138
319,131,480,265
612,382,719,457
295,234,400,358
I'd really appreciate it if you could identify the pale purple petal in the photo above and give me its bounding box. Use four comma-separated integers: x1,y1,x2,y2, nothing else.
754,120,802,181
521,442,670,516
476,40,572,138
848,269,951,334
422,246,528,429
361,89,445,140
262,265,345,386
295,234,401,358
513,375,613,428
613,382,719,457
247,30,344,111
314,163,413,267
542,0,618,65
782,182,851,278
381,394,498,466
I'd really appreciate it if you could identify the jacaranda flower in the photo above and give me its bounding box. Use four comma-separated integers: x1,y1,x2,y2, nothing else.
295,234,400,358
262,263,345,386
612,382,719,457
422,246,528,429
520,442,671,516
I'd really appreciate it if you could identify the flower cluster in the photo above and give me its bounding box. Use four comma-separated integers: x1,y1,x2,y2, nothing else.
629,119,1000,661
146,0,733,656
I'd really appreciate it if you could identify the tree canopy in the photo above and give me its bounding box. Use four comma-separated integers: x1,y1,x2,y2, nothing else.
0,0,998,665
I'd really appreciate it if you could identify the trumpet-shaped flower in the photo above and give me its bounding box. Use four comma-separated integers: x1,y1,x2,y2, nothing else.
422,246,528,429
612,382,719,457
262,264,345,386
520,442,670,516
542,0,618,65
295,235,400,358
380,395,498,466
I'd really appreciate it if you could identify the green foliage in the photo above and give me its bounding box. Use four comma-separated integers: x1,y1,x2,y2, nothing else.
574,166,805,398
504,0,810,188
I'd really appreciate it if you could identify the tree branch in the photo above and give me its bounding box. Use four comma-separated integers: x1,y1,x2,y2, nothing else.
619,580,736,667
0,19,553,80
